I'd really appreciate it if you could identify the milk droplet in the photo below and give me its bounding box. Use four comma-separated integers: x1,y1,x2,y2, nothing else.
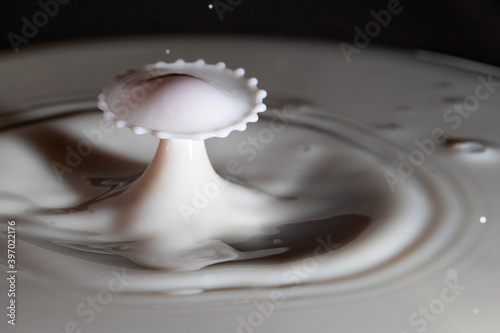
208,3,213,9
472,307,479,314
165,49,171,54
479,216,487,223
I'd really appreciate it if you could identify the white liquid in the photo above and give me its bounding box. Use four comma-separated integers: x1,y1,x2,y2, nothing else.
1,38,499,333
108,74,251,134
1,99,498,333
0,102,469,280
100,62,266,140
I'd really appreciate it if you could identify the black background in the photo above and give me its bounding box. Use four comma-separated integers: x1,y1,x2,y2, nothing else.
1,0,499,66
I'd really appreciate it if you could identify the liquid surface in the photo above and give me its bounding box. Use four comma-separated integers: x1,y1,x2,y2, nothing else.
1,37,499,333
0,102,472,292
1,107,399,272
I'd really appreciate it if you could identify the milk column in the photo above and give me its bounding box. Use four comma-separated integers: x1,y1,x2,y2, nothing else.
98,59,273,270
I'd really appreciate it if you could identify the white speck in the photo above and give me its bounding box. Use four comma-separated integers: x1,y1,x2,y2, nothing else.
273,239,282,244
479,216,487,223
473,307,479,314
208,4,213,9
165,49,171,54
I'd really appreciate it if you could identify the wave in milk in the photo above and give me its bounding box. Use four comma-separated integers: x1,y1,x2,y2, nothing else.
8,107,391,271
2,102,490,295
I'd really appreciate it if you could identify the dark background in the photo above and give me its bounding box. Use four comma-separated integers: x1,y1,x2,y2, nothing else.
1,0,499,66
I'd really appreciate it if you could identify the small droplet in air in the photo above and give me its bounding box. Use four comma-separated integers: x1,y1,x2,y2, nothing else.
472,308,479,314
208,3,213,9
479,216,487,224
165,49,171,55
